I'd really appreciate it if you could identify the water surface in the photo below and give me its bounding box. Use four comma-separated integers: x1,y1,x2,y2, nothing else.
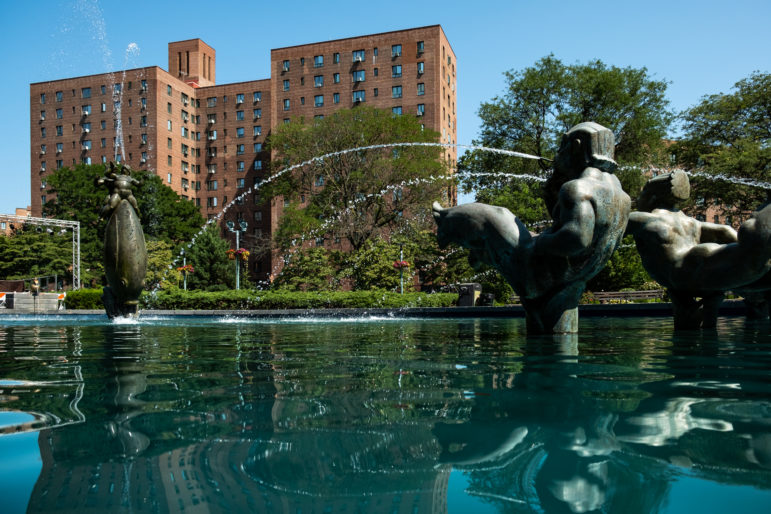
1,315,770,513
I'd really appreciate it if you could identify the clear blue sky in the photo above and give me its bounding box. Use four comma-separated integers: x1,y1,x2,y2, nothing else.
1,0,769,213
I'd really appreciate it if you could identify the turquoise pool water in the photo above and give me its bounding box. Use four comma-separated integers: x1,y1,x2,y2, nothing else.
0,315,770,513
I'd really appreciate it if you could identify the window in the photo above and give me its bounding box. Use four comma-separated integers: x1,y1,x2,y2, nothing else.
392,65,401,77
391,44,402,57
237,178,245,188
253,91,262,102
56,159,63,169
140,79,147,91
181,126,189,138
40,127,46,138
253,211,262,222
352,70,365,83
113,84,121,94
236,127,245,138
208,113,216,124
417,41,424,54
314,95,324,107
417,62,425,75
208,130,217,141
207,97,217,107
56,143,63,153
56,125,63,136
282,60,290,71
333,93,340,104
100,85,106,95
81,87,91,98
374,88,378,97
333,73,340,83
283,99,290,111
208,164,217,173
253,126,262,136
40,93,46,104
140,115,147,127
167,138,172,149
353,90,365,103
181,143,189,157
141,133,148,145
237,161,245,172
333,52,340,63
181,110,189,122
283,79,290,91
56,108,63,119
352,49,365,62
253,108,261,119
392,86,402,98
167,120,172,131
374,68,378,77
392,106,402,115
181,92,189,106
314,55,324,67
254,160,262,170
236,93,244,104
300,57,305,66
167,85,172,96
254,143,262,152
417,103,425,116
82,140,92,150
207,180,218,191
314,175,324,187
236,144,244,155
374,47,378,57
56,91,63,102
417,83,425,96
314,75,323,87
236,110,244,121
81,104,90,115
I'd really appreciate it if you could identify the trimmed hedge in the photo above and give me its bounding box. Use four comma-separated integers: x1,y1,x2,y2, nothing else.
65,288,457,310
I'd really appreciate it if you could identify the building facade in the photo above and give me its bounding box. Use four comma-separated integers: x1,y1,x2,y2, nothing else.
30,26,457,279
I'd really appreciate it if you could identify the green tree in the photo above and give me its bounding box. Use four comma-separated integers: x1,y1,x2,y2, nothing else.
587,236,651,292
271,247,341,291
674,72,771,215
183,224,235,291
266,107,451,251
0,228,72,282
41,163,205,282
459,55,672,218
145,239,181,290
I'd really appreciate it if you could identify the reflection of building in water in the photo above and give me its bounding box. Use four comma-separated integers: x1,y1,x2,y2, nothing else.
29,431,449,513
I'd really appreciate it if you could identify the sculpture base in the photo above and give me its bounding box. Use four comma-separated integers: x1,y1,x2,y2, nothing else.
102,286,140,320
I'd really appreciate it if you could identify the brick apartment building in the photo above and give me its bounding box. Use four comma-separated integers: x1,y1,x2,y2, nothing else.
29,25,457,279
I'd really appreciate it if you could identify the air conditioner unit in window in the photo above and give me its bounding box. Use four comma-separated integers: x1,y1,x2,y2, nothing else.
84,128,90,133
83,111,89,116
40,167,45,172
140,158,146,164
416,111,423,116
208,119,215,124
354,56,363,62
40,150,46,154
40,115,45,121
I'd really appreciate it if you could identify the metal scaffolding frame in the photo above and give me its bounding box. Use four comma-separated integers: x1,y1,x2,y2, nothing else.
1,215,81,289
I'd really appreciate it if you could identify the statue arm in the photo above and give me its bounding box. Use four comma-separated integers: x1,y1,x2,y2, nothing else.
625,211,654,236
534,193,595,256
699,222,738,244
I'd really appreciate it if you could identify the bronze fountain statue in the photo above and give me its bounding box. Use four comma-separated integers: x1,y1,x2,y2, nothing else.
98,162,147,319
433,122,631,334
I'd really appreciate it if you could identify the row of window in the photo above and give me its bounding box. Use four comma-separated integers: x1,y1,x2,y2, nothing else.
280,63,425,92
280,42,425,72
39,80,149,104
205,91,262,108
282,83,425,111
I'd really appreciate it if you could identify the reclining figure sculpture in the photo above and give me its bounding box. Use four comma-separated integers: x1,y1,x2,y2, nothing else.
433,122,631,334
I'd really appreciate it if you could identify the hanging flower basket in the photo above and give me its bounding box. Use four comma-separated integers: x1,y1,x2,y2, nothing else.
227,249,236,260
176,264,195,274
235,248,250,262
393,260,410,270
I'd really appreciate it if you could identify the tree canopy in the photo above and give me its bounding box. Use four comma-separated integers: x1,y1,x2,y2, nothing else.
674,71,771,215
265,107,451,251
37,163,205,286
458,55,673,219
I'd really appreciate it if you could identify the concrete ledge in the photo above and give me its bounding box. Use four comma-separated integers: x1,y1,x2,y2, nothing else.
0,300,749,319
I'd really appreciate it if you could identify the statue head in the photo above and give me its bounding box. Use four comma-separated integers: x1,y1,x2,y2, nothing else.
637,169,690,212
554,122,617,177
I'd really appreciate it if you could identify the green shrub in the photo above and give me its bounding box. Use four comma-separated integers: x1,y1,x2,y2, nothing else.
139,289,457,310
64,288,104,309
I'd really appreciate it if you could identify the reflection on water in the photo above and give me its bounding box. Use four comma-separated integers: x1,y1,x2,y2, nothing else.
0,316,770,513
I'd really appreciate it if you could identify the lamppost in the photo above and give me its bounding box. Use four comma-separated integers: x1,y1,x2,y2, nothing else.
226,220,248,290
399,243,404,295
